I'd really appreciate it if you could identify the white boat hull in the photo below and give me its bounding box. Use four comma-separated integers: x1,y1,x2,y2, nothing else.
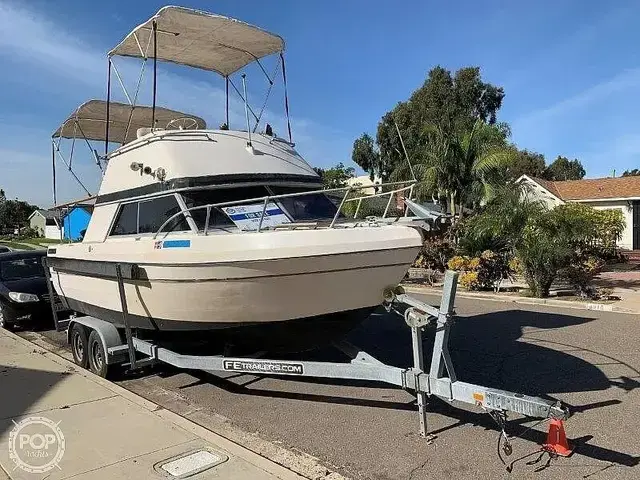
48,227,422,331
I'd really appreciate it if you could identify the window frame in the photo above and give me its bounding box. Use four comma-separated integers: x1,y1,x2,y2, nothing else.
179,185,274,232
108,193,194,237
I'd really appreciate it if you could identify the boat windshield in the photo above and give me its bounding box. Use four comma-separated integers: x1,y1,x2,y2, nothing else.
267,186,338,222
180,185,338,231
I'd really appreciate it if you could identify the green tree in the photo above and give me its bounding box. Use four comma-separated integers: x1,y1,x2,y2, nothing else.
507,149,546,179
544,156,586,180
622,169,640,177
374,66,505,178
0,199,39,232
351,134,380,180
313,163,355,189
391,121,513,216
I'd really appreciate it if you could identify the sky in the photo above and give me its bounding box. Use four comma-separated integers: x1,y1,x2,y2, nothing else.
1,0,639,207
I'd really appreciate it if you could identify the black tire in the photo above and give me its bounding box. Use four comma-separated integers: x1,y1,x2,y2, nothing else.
70,323,89,369
0,302,16,331
88,330,110,378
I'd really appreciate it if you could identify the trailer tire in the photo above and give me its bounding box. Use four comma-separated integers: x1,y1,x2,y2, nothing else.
70,323,89,369
88,330,110,378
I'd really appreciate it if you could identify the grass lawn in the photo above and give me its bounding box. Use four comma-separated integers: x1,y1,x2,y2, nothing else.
0,237,62,246
22,238,62,245
0,241,35,250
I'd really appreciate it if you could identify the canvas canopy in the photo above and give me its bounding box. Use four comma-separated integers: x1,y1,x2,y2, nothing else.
52,100,207,144
108,6,285,77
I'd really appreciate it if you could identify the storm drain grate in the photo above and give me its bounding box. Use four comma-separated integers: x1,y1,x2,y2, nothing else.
156,449,228,478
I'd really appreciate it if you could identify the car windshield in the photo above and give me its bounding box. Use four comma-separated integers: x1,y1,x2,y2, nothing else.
0,257,45,281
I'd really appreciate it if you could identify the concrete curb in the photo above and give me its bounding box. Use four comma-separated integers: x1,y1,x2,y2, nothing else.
401,284,639,315
6,329,347,480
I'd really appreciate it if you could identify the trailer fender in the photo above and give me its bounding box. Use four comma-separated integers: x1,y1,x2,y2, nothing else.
67,317,124,364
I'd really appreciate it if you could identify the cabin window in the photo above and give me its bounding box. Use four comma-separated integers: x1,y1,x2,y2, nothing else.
109,195,189,236
138,196,188,233
267,186,338,222
110,202,138,235
181,186,270,230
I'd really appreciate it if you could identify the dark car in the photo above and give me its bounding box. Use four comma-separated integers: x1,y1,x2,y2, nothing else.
0,246,10,254
0,250,66,330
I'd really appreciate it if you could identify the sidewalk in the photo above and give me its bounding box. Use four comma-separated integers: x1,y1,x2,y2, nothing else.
0,328,305,480
404,266,640,314
402,283,640,314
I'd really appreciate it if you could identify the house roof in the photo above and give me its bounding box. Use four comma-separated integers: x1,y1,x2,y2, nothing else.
524,175,640,201
526,177,561,198
29,209,59,221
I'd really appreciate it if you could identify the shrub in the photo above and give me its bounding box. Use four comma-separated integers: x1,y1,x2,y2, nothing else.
447,255,470,272
18,227,41,239
460,188,625,297
413,238,455,272
561,255,605,298
460,271,479,289
508,256,522,274
447,251,512,291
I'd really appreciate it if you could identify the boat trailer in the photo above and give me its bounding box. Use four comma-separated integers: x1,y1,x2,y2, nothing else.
44,261,570,459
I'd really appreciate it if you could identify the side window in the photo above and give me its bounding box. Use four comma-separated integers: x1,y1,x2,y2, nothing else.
109,196,189,236
138,196,188,233
110,202,138,235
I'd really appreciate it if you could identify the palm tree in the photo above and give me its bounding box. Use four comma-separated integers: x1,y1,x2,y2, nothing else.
392,121,513,217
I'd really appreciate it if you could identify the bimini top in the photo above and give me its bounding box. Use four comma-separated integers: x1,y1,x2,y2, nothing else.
108,5,285,77
52,100,207,144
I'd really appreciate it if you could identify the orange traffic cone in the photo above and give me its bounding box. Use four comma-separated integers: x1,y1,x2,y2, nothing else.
542,419,573,457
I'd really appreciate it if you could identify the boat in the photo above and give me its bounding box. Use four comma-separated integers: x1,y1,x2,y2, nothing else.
47,6,428,348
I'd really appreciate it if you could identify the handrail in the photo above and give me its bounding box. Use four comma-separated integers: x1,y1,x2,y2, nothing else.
153,180,417,238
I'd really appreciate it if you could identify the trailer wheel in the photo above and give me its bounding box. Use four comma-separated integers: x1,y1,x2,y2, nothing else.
70,323,89,368
88,330,109,378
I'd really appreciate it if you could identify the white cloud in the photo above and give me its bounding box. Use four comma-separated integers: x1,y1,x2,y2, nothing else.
0,2,348,206
513,68,640,127
0,2,103,85
576,133,640,177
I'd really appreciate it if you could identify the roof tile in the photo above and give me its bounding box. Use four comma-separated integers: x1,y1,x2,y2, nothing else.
529,176,640,201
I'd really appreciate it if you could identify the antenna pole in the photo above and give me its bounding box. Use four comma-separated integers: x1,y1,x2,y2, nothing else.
241,74,252,147
151,20,158,128
394,120,416,182
225,76,229,127
105,58,112,157
52,142,57,206
280,53,292,143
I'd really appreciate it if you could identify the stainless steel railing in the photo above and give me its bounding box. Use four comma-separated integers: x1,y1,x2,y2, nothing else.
154,180,416,238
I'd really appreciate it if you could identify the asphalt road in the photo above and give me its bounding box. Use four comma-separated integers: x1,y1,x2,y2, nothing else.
24,295,640,480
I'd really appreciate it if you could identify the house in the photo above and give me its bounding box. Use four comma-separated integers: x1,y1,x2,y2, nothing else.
346,175,382,195
28,209,63,239
518,175,640,250
60,199,95,241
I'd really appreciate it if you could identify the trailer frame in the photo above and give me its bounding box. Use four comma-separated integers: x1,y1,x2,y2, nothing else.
42,259,568,439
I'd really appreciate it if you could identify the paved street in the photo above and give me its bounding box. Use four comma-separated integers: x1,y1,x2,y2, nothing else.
26,296,640,480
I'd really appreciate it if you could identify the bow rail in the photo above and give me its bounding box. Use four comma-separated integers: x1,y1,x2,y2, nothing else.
154,181,417,238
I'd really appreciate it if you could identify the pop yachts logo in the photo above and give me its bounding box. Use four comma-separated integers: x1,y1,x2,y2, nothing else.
9,416,65,473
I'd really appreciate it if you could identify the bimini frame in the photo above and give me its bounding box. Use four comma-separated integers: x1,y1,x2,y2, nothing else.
105,5,292,158
50,100,206,206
